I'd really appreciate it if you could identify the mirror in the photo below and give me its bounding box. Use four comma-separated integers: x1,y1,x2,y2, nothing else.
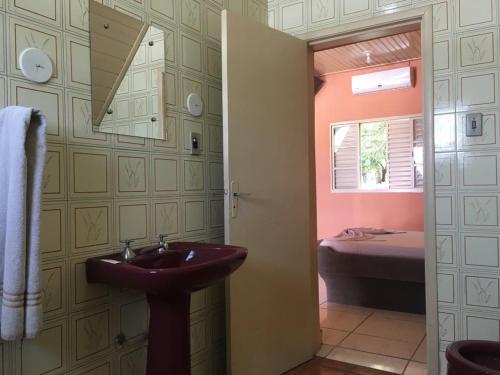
90,2,167,140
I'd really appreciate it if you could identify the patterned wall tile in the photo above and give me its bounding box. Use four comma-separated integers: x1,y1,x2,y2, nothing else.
150,0,175,22
208,160,224,192
460,193,500,229
41,202,67,260
114,151,149,197
455,0,497,31
64,0,91,36
340,0,372,21
209,197,224,229
70,306,112,367
69,201,113,254
438,310,458,343
435,152,456,189
459,151,500,190
8,16,63,84
457,111,500,150
180,73,204,114
280,1,306,31
182,116,204,153
436,231,456,265
464,274,499,309
18,318,68,374
309,0,336,28
434,76,455,114
151,198,181,239
436,193,456,228
432,2,452,35
118,345,147,375
182,157,206,194
9,79,65,142
43,144,66,200
183,197,207,235
151,155,180,195
463,312,500,341
0,13,5,74
456,28,498,71
66,90,111,146
68,147,112,198
70,256,110,312
205,4,222,43
181,0,202,32
457,70,499,111
115,199,150,244
41,260,68,319
461,233,500,269
64,33,91,91
68,358,113,375
437,271,457,305
207,81,222,117
180,32,203,73
434,35,453,74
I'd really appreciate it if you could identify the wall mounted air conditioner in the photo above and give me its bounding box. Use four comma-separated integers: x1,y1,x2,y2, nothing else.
351,66,415,95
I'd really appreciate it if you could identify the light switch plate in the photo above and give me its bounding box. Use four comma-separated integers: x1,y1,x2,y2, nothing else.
190,131,201,155
466,113,483,137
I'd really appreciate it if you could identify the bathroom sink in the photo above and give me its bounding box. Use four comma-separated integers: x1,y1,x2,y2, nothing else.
86,242,247,375
86,241,247,294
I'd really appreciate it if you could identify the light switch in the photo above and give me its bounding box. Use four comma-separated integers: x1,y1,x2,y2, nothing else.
466,113,483,137
190,131,201,155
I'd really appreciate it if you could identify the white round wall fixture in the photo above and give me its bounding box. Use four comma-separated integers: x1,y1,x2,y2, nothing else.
18,48,53,83
186,93,203,117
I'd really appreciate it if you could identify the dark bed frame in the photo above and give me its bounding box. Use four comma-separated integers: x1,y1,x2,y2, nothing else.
318,243,426,314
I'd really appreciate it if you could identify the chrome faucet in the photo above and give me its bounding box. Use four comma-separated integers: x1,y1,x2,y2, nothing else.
120,239,136,261
158,234,168,253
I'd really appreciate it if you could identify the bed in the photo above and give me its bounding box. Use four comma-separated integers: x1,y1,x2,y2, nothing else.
318,231,426,314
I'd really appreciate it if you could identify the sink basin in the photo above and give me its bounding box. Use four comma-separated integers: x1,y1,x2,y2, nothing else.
86,242,247,375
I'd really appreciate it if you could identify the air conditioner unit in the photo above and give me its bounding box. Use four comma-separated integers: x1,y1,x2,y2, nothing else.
352,66,415,95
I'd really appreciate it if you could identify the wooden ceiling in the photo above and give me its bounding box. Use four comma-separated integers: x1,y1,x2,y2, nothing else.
314,31,421,76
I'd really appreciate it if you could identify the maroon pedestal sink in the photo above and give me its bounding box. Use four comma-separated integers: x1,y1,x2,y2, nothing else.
86,242,247,375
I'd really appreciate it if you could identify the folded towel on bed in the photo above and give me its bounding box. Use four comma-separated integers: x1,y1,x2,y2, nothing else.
334,229,375,241
348,227,404,235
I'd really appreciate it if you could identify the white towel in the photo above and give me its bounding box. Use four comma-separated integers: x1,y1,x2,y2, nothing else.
0,106,46,340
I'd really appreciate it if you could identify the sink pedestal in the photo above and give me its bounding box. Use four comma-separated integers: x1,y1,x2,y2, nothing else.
146,293,191,375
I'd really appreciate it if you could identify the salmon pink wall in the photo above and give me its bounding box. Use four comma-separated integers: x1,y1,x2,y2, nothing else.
315,60,424,239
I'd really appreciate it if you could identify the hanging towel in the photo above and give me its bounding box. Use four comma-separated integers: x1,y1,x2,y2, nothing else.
0,106,46,340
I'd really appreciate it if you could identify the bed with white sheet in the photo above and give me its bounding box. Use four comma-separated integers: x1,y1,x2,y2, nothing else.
318,230,425,313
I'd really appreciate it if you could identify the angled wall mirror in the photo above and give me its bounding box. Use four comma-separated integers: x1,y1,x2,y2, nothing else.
90,2,166,140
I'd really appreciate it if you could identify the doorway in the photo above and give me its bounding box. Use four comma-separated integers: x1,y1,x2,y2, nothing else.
222,6,437,375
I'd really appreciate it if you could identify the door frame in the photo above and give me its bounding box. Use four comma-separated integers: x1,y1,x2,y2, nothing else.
296,6,438,375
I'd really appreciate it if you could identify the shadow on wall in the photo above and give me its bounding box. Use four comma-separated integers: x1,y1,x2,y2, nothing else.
315,60,424,239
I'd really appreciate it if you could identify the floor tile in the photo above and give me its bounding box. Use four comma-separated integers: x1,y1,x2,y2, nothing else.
339,333,419,359
403,361,427,375
321,303,374,314
323,328,350,346
327,348,408,374
411,339,426,363
284,357,399,375
371,310,425,323
354,316,426,344
320,308,371,332
317,344,335,358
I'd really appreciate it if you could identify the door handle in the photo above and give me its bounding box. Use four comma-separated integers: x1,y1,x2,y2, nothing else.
232,192,252,197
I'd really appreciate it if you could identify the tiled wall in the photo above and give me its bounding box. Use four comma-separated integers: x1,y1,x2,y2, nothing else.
269,0,500,373
0,0,266,374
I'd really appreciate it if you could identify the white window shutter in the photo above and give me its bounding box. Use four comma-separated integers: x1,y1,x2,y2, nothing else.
387,119,414,189
413,118,424,188
332,124,359,189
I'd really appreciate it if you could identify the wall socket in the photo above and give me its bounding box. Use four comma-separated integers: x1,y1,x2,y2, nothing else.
466,113,483,137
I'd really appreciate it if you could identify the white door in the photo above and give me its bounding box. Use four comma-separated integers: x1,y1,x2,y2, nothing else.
222,10,319,375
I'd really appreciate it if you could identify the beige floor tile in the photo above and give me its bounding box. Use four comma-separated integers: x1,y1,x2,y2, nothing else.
321,303,374,314
412,339,427,363
320,308,371,331
339,333,419,359
404,361,427,375
354,316,426,344
371,310,425,323
317,344,335,358
327,347,408,374
323,328,350,346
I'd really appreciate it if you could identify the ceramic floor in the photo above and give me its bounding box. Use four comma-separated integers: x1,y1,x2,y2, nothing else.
318,303,427,375
284,357,401,375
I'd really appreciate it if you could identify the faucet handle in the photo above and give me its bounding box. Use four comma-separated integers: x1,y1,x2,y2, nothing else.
120,239,134,246
120,239,136,261
157,234,168,253
158,234,167,243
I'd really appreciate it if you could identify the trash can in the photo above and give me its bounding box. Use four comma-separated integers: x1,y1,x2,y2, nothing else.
446,340,500,375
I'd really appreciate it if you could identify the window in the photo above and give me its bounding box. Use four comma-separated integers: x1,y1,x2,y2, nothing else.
331,116,423,191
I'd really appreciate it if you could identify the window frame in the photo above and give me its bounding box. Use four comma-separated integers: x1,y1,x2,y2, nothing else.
330,114,424,193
